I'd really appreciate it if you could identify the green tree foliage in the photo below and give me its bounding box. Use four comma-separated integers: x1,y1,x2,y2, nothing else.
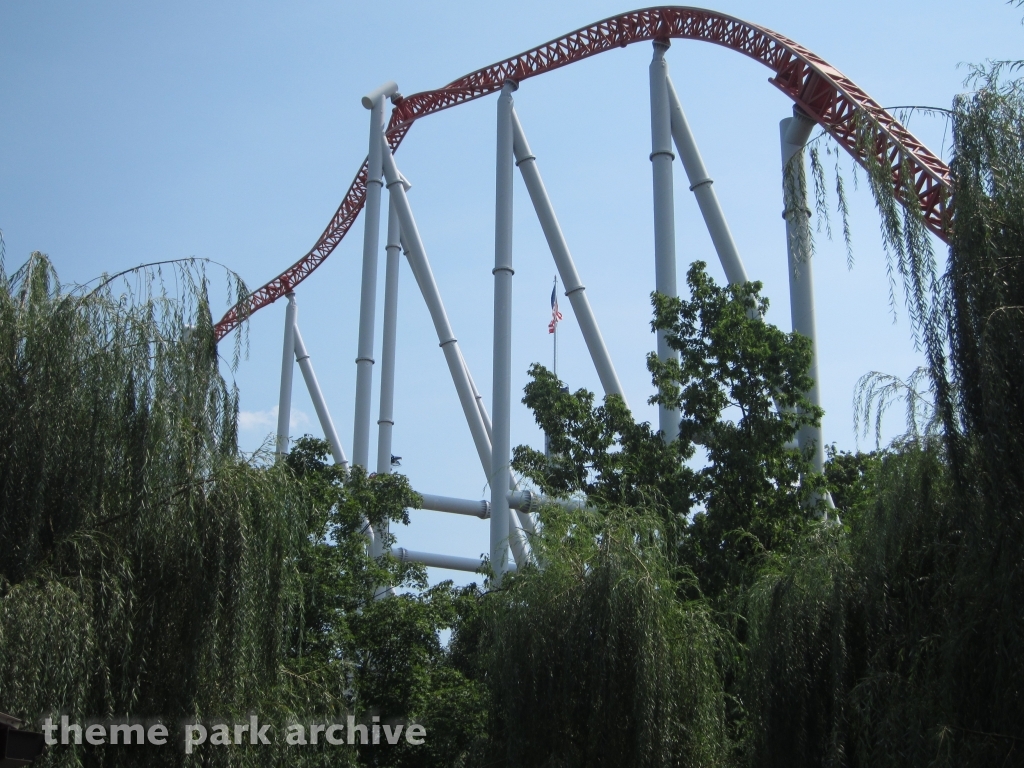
742,64,1024,767
0,254,309,766
283,437,487,768
744,444,956,767
461,505,729,768
6,33,1024,768
513,262,824,600
463,263,825,766
0,255,483,767
283,436,421,678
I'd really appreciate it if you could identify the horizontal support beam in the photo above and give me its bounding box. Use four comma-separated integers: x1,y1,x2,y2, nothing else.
413,489,591,519
417,493,490,519
391,547,490,573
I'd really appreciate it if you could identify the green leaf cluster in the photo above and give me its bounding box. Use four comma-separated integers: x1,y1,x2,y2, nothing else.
514,261,824,601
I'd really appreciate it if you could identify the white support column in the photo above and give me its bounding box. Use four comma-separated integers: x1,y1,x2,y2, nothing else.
511,108,627,405
665,75,751,287
376,197,403,477
275,292,298,461
293,322,348,467
781,107,831,501
491,80,517,581
650,41,680,441
380,134,494,477
371,197,404,566
353,83,396,469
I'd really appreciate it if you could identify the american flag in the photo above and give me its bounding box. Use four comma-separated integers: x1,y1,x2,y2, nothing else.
548,284,563,334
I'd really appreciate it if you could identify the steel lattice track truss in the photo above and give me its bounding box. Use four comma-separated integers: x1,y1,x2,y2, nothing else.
214,5,951,340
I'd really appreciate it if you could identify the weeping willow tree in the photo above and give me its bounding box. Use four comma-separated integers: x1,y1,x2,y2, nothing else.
741,62,1024,768
0,255,357,766
0,252,487,768
459,504,729,768
0,253,313,766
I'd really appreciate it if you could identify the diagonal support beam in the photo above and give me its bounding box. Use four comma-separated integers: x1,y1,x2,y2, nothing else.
379,134,494,478
293,320,348,467
511,108,627,405
665,74,750,286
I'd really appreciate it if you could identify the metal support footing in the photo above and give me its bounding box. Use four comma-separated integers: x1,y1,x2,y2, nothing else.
650,41,681,441
294,322,348,467
380,134,494,477
511,108,627,405
275,292,298,460
491,80,517,582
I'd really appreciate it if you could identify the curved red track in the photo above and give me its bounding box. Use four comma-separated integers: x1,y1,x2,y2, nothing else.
214,5,952,341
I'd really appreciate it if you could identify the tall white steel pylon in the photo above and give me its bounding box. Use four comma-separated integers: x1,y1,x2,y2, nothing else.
650,41,680,441
353,82,398,470
781,107,835,513
491,80,517,584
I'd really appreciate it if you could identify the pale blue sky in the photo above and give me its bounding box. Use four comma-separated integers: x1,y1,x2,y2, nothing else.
3,1,1021,585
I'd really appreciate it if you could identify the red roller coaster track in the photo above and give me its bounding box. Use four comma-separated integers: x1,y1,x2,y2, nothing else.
213,5,952,341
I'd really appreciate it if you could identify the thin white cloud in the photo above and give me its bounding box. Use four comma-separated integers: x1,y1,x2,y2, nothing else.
238,405,310,433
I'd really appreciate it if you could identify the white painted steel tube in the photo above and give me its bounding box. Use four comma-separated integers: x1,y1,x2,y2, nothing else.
413,489,586,518
275,293,298,460
650,42,681,442
508,511,531,568
392,548,486,574
380,135,494,476
361,81,399,110
780,110,826,477
372,200,402,575
511,108,627,404
665,76,751,287
293,323,348,467
515,509,537,536
418,493,490,518
352,96,387,468
456,355,521,496
376,198,403,476
507,489,588,514
461,347,493,443
491,81,517,581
